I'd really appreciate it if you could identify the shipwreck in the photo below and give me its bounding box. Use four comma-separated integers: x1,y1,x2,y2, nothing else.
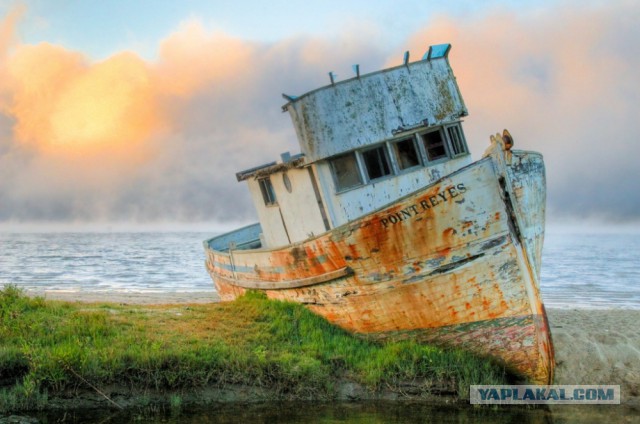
204,44,554,384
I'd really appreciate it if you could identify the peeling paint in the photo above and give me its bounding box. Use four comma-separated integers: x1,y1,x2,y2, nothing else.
205,144,553,384
285,58,466,162
203,49,552,384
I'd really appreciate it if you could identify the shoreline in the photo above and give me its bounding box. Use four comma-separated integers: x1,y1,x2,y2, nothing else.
24,288,640,311
19,290,640,409
24,289,221,304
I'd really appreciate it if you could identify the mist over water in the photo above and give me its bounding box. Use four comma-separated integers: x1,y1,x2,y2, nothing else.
1,228,639,309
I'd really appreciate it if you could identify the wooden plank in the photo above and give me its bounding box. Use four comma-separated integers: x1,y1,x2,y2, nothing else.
219,266,354,290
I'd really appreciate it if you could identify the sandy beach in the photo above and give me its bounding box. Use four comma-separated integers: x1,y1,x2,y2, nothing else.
547,308,640,409
24,289,221,304
23,289,640,408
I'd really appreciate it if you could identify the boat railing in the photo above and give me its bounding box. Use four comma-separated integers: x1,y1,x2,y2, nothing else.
204,223,262,252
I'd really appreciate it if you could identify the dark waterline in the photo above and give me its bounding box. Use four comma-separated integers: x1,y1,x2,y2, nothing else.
27,401,553,424
24,400,638,423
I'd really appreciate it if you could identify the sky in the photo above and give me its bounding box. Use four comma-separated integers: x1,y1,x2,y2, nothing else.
0,0,638,230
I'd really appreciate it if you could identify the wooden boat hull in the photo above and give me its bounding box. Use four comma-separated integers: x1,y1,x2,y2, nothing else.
204,138,554,384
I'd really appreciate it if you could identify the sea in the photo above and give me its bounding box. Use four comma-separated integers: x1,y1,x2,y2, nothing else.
1,227,638,423
1,228,639,309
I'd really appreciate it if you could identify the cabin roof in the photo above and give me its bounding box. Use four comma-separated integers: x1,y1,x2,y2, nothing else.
236,153,305,181
281,43,452,111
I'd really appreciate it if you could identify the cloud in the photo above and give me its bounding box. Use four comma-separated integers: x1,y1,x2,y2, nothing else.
5,44,163,156
0,2,638,226
404,1,640,222
0,14,387,223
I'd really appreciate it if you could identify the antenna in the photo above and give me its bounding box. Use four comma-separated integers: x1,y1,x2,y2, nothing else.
328,71,336,85
422,46,433,61
352,64,360,78
403,51,410,65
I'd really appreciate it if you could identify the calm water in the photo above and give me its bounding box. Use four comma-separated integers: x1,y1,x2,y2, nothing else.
22,400,630,423
540,231,640,309
0,231,215,296
0,229,639,309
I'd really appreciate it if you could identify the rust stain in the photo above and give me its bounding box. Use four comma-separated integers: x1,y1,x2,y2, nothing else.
205,153,553,384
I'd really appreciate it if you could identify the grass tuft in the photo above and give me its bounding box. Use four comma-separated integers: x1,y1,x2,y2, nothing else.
0,285,508,412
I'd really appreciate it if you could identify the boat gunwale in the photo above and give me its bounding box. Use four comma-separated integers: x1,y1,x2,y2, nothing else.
203,222,261,252
211,266,355,290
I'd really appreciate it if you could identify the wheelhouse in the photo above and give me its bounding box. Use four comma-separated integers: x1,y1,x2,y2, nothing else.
236,44,472,248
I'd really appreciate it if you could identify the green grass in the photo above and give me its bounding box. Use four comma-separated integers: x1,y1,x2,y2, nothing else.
0,285,508,412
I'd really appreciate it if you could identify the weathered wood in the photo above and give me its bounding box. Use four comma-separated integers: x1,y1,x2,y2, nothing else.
213,266,353,290
203,46,554,384
205,141,554,384
283,49,467,162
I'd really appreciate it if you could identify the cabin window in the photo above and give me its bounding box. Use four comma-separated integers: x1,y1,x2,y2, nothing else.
447,124,467,156
421,129,448,161
330,152,363,191
362,145,392,181
392,137,421,170
258,177,277,206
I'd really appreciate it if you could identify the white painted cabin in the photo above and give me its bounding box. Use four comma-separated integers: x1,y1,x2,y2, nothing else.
236,44,472,248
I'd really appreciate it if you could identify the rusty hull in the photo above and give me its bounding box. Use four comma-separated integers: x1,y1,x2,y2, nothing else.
205,137,554,384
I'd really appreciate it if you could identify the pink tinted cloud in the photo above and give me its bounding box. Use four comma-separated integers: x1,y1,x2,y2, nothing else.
0,16,386,222
404,2,640,220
